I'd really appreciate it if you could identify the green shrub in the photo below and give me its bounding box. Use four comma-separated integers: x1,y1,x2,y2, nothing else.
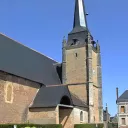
97,124,104,128
0,124,62,128
74,123,104,128
0,124,14,128
17,124,62,128
108,123,118,128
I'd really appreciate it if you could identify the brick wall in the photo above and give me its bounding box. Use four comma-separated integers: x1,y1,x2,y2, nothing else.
65,47,87,84
92,51,98,86
73,107,88,124
28,107,57,124
65,46,88,107
59,108,73,128
93,86,99,123
59,107,88,128
63,43,102,124
0,71,40,124
68,84,87,105
92,50,100,123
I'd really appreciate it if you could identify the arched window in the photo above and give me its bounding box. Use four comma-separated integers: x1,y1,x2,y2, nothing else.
80,111,83,122
60,96,71,105
5,83,13,103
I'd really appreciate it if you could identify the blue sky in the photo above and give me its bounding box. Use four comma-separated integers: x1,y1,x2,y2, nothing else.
0,0,128,116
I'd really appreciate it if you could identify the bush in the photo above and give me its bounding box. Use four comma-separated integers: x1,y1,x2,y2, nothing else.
0,124,14,128
97,124,104,128
108,123,118,128
74,123,104,128
0,124,62,128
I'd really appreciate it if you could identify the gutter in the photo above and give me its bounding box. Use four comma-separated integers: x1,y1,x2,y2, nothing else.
58,104,74,108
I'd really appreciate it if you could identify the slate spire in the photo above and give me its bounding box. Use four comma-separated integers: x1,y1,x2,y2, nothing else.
73,0,88,28
67,0,89,45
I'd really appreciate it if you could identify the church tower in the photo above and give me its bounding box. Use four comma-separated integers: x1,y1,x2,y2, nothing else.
62,0,103,123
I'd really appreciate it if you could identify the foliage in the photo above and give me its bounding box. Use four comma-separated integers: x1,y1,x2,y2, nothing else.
0,124,14,128
0,124,62,128
108,123,118,128
74,123,104,128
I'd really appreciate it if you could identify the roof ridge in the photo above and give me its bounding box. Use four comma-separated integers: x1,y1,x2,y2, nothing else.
0,33,58,63
117,90,128,102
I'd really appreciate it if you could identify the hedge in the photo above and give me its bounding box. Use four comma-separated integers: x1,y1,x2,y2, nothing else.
74,123,104,128
0,124,62,128
108,123,118,128
0,124,13,128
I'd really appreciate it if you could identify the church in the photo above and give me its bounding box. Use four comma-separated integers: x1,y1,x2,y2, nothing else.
0,0,103,128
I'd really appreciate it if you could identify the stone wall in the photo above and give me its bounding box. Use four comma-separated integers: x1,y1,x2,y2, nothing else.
73,107,88,124
92,51,98,86
93,86,99,123
68,84,88,105
65,46,88,108
59,108,73,128
92,50,101,123
63,42,103,124
59,107,88,128
28,107,57,124
0,71,40,124
65,47,87,84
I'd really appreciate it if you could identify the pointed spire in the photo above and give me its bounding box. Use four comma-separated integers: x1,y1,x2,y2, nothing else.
68,0,90,44
73,0,88,28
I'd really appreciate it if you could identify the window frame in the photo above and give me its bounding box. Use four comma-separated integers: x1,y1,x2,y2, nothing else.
80,111,84,122
5,82,13,103
120,106,125,113
121,118,126,125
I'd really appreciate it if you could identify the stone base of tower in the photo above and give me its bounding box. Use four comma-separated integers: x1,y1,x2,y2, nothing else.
59,106,88,128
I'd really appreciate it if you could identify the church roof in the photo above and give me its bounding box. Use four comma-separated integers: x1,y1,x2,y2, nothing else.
29,86,73,108
117,90,128,103
0,33,61,86
30,85,88,108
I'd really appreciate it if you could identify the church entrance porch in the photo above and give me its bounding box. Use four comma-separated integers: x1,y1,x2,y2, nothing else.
59,105,74,128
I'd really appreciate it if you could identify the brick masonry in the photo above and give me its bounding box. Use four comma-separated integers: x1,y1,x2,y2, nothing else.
28,107,57,124
92,50,100,123
0,39,103,126
92,51,98,86
59,107,88,128
73,107,88,124
63,39,103,124
97,48,103,122
65,47,87,84
68,84,88,105
0,71,40,124
59,108,73,128
93,86,99,123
